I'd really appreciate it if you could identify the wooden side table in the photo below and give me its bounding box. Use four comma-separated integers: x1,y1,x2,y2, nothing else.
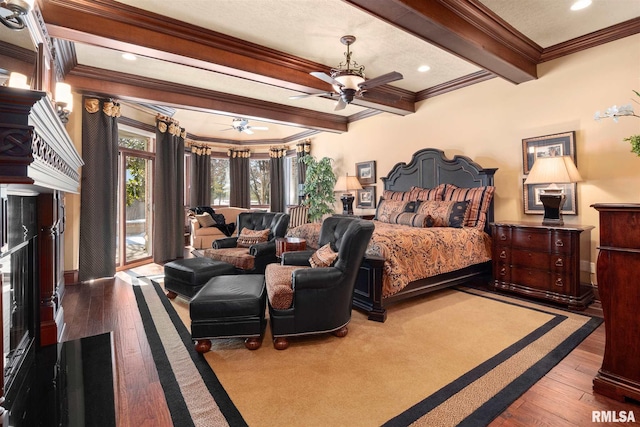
275,237,306,258
491,221,594,310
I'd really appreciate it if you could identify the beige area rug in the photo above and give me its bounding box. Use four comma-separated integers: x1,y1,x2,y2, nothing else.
130,272,601,427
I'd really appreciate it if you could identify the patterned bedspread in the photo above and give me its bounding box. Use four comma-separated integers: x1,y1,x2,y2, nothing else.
287,220,492,298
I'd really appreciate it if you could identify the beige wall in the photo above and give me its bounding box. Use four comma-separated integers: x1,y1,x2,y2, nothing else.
310,34,640,265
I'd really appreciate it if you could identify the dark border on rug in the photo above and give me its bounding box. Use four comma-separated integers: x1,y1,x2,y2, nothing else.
383,290,603,427
132,276,248,427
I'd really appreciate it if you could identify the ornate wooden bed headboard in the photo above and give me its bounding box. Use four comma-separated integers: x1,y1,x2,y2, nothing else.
380,148,498,233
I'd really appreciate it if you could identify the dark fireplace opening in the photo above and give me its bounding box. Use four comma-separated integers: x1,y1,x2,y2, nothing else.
1,194,38,398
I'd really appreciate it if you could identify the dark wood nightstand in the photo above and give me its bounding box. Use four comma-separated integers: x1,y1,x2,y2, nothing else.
490,221,594,310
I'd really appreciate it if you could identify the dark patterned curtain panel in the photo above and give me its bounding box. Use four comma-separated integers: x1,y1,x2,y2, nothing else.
270,147,286,212
153,115,185,263
190,145,211,207
229,148,250,208
296,139,311,203
78,97,120,281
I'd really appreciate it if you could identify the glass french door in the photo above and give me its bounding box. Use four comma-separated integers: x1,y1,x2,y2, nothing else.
116,148,154,268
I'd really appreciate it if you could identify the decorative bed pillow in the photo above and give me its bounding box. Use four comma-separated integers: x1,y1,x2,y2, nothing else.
441,184,495,229
415,200,469,228
388,212,430,227
309,243,338,268
236,228,270,248
375,199,415,222
408,184,445,201
195,212,216,228
382,190,412,201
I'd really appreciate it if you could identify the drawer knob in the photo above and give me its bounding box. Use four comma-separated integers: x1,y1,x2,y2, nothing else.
555,258,564,267
500,267,506,276
555,278,564,287
555,239,564,247
500,234,507,241
500,250,507,259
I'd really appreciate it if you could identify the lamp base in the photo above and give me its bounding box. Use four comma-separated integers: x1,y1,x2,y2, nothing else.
540,193,566,226
341,193,354,215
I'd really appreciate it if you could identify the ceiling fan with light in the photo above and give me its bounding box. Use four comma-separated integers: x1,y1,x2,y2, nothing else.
219,118,269,135
290,35,403,111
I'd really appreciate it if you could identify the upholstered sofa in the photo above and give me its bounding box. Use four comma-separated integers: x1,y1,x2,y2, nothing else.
189,207,248,249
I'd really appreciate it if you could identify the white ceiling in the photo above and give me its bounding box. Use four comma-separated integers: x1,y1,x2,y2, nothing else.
26,0,640,143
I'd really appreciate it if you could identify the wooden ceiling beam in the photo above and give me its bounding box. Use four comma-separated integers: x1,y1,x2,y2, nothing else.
345,0,540,84
66,65,348,133
39,0,414,115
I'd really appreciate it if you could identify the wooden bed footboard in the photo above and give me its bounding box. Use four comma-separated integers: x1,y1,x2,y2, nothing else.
353,258,492,322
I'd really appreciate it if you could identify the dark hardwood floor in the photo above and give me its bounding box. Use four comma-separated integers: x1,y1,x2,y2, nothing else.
61,261,639,426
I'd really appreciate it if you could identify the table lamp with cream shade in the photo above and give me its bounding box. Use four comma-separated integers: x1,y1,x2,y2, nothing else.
334,174,362,215
524,155,582,225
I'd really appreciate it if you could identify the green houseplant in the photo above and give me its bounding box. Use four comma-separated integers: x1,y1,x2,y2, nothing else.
299,155,337,222
595,90,640,156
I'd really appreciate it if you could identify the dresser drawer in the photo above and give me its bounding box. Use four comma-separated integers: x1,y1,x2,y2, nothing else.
511,228,549,251
511,266,550,289
511,249,549,270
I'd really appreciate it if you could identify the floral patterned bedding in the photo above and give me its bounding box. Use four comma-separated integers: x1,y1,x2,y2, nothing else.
287,220,492,298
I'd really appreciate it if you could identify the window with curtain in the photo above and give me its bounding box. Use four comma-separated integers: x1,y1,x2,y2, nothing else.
284,154,299,206
250,158,270,209
210,157,230,206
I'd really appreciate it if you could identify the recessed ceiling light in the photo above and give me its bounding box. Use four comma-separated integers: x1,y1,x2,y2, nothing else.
418,65,431,72
570,0,592,11
122,53,137,61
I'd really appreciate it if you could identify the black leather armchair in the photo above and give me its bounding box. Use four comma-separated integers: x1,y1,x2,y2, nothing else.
208,212,290,274
266,216,374,349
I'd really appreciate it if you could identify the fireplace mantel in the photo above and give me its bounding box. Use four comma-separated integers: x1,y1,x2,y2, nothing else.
0,86,83,192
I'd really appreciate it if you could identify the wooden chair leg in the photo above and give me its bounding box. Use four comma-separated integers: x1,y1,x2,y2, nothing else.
273,337,289,350
194,339,212,353
245,336,262,350
166,290,178,299
332,326,348,338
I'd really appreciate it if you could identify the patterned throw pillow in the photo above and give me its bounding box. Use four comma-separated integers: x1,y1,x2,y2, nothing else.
441,184,495,229
388,212,430,227
408,184,445,201
382,190,411,201
374,199,415,222
309,243,338,268
415,200,469,228
195,212,216,228
236,228,270,248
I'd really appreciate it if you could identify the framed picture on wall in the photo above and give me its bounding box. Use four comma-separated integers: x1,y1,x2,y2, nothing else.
522,131,576,174
356,186,376,209
523,181,577,215
356,161,376,185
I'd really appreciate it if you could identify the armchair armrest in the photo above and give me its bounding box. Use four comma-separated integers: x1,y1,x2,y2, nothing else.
250,240,276,257
281,250,315,266
190,217,201,232
212,237,238,249
292,267,342,290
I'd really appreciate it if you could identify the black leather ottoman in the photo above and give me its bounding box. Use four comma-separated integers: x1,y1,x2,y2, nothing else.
190,274,266,352
164,257,236,300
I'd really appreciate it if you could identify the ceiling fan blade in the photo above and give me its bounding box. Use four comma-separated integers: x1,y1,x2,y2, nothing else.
242,128,254,135
358,71,403,90
334,97,348,111
310,71,343,87
250,126,269,131
289,92,333,100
